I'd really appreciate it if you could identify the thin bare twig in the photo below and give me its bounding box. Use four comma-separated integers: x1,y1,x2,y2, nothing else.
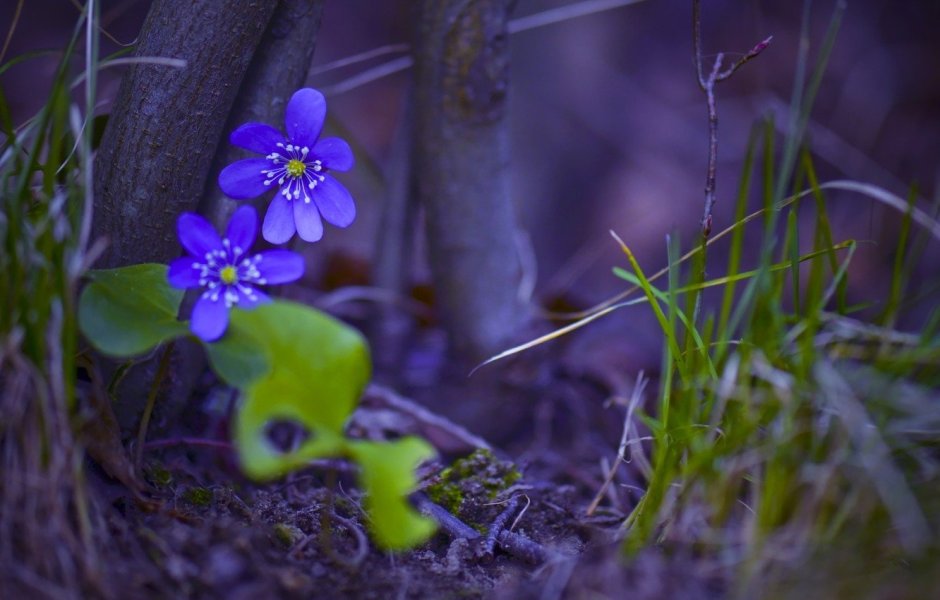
692,0,771,237
413,494,549,564
480,496,522,561
717,37,773,82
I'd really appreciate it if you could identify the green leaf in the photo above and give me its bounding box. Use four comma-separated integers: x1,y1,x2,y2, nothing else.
347,438,438,550
231,300,371,479
227,301,434,549
204,317,270,388
78,264,188,357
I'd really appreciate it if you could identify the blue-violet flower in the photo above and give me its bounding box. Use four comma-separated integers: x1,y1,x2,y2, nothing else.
218,87,356,244
168,205,305,342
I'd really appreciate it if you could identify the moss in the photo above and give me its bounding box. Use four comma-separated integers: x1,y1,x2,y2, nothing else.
447,449,522,499
426,449,523,526
426,480,465,514
183,487,213,507
484,461,521,499
272,523,303,548
146,464,172,488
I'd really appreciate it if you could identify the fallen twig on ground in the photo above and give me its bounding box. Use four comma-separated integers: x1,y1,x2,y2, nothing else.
480,496,522,562
413,493,549,565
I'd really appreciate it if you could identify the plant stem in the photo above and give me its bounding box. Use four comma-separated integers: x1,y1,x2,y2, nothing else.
692,0,771,238
134,342,174,472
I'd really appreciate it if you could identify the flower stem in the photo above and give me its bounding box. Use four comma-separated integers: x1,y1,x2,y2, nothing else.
134,341,174,472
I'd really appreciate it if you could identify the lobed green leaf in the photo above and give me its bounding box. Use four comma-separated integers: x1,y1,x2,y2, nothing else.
78,263,188,356
230,300,371,478
347,438,438,550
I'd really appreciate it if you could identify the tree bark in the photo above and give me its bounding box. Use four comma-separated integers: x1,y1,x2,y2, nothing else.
91,0,278,430
93,0,278,268
200,0,325,229
413,0,528,363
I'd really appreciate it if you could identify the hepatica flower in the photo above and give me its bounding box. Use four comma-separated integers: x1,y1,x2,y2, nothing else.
218,88,356,244
168,205,304,342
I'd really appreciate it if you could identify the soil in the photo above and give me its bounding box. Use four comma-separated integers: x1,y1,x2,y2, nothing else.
74,336,713,600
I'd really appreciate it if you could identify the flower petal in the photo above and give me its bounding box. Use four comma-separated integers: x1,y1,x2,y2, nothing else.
191,292,229,342
167,257,203,289
285,88,326,148
262,194,296,244
219,158,274,200
235,286,270,310
255,250,305,284
313,176,356,228
225,205,258,253
177,212,222,257
229,122,285,155
293,196,324,242
313,137,354,172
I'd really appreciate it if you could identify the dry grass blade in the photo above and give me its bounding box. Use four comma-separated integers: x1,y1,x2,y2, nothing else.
820,180,940,241
815,361,931,555
480,234,852,373
470,297,647,374
586,372,649,515
544,179,940,323
308,43,409,76
508,0,649,34
0,0,24,65
323,0,650,96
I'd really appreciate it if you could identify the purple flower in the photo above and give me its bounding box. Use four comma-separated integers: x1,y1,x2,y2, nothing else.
218,88,356,244
168,205,304,342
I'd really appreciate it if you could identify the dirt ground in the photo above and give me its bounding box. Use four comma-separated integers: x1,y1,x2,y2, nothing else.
95,442,712,599
74,340,717,600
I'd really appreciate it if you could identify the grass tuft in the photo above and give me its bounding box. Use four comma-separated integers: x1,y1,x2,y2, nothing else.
615,110,940,600
0,1,116,594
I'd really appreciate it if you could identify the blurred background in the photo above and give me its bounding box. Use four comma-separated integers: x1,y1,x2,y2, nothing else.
3,0,939,379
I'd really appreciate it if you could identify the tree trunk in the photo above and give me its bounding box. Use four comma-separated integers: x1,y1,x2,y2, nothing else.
91,0,278,430
200,0,325,229
93,0,278,268
413,0,528,363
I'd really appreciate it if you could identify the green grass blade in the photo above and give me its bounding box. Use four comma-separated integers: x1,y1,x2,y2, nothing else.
717,122,761,340
611,230,689,383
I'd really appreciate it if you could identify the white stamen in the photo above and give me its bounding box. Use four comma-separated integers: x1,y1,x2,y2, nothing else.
257,144,330,203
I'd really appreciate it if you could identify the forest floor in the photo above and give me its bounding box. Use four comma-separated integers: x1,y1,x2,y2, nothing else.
89,346,714,599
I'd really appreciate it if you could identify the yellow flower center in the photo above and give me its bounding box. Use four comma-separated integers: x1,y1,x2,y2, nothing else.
286,159,306,178
220,265,238,285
